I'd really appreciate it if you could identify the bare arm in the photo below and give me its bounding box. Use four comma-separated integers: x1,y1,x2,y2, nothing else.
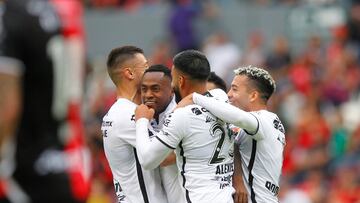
0,59,22,154
233,144,248,203
160,152,176,167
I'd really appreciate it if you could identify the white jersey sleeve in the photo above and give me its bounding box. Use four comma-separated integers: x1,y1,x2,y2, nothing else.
135,118,173,170
193,92,261,139
156,108,188,149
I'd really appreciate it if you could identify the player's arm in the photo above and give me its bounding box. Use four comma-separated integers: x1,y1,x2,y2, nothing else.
0,57,23,153
160,152,176,167
193,93,258,135
135,105,173,170
233,143,248,203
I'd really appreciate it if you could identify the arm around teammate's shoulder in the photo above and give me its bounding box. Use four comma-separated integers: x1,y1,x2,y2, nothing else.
192,93,258,134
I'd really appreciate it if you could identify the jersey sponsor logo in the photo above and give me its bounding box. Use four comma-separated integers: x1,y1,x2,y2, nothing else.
148,129,154,137
219,174,232,189
161,130,171,137
102,121,113,127
273,117,285,133
205,116,216,123
213,162,234,189
277,135,286,146
265,181,279,196
114,180,126,202
102,129,108,137
191,107,210,116
191,107,202,115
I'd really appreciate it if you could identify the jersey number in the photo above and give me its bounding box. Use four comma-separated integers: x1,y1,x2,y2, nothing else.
209,123,226,164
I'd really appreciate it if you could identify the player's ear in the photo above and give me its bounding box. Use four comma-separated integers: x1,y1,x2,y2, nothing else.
124,67,135,80
249,90,258,102
178,75,185,88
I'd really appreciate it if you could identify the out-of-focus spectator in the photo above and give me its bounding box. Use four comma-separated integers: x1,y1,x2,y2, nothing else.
266,35,291,72
241,30,266,67
0,0,90,202
203,31,241,83
347,1,360,62
148,39,174,68
168,0,200,52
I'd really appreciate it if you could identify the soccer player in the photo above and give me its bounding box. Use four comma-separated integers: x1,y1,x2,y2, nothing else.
135,50,235,203
101,46,168,202
207,71,228,92
140,64,185,203
183,65,285,203
0,0,90,202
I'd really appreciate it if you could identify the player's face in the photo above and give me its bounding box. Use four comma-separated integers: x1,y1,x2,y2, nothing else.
141,72,173,115
227,75,252,111
171,67,182,102
131,53,149,86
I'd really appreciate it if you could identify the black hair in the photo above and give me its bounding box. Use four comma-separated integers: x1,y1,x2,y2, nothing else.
207,72,227,92
173,49,210,81
106,45,144,69
234,65,276,102
143,64,172,80
106,46,144,84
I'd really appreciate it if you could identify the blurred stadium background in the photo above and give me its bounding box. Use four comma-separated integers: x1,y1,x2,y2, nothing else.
37,0,360,202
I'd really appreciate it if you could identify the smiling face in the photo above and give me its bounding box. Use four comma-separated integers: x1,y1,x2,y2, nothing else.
227,75,253,111
141,71,173,116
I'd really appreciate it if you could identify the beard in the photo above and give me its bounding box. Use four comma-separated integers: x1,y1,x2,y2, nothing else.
173,86,182,103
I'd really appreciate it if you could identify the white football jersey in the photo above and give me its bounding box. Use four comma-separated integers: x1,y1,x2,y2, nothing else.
156,89,235,203
149,97,185,203
102,98,167,203
235,110,285,203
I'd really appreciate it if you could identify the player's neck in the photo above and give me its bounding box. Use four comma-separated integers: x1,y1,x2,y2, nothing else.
116,84,141,104
186,84,207,96
249,103,267,112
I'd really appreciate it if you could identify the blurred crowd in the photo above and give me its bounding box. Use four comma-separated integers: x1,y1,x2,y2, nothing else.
81,1,360,203
82,0,345,9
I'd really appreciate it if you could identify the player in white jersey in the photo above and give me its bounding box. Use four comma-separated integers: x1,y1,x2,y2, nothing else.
181,65,285,203
140,64,185,203
135,50,236,203
101,46,167,203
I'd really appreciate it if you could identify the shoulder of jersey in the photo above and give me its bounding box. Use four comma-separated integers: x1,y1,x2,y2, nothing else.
208,88,229,103
105,99,136,118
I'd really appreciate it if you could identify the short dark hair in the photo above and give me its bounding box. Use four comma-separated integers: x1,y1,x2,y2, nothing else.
106,46,144,84
107,46,144,69
143,64,172,80
173,50,210,81
234,65,276,102
207,72,227,92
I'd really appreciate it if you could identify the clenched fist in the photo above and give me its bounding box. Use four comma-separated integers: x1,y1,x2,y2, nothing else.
135,104,155,121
